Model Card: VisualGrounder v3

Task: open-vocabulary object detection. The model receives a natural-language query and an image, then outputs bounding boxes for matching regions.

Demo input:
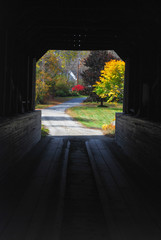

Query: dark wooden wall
[0,31,36,117]
[1,2,161,120]
[124,43,161,122]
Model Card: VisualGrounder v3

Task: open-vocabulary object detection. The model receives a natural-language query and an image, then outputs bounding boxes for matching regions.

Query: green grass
[41,124,49,137]
[36,104,51,109]
[66,102,123,129]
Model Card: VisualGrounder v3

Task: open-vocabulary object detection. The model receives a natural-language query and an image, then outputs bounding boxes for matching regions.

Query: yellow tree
[93,59,125,104]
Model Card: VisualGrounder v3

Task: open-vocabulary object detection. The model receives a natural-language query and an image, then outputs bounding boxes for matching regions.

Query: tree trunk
[101,98,103,106]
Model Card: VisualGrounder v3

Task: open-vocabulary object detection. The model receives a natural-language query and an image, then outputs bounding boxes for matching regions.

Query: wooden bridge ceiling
[1,1,161,59]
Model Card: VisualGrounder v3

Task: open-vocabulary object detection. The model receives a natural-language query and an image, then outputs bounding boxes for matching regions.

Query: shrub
[41,124,49,137]
[69,91,79,96]
[102,121,115,136]
[54,77,70,97]
[72,84,85,92]
[55,89,68,97]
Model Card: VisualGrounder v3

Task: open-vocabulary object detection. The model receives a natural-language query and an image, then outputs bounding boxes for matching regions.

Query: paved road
[41,98,103,136]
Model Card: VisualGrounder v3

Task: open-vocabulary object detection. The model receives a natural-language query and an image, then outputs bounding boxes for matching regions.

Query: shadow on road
[41,116,91,122]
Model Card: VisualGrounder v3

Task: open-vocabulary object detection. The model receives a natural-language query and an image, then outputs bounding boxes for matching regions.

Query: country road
[41,97,103,136]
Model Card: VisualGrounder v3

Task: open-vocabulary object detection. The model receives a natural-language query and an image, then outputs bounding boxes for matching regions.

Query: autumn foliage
[93,59,125,103]
[36,50,88,104]
[72,84,85,92]
[35,79,50,104]
[81,50,110,101]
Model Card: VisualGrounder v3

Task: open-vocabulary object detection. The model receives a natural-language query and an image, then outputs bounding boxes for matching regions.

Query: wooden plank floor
[60,139,107,240]
[1,136,161,240]
[0,137,68,240]
[86,138,161,240]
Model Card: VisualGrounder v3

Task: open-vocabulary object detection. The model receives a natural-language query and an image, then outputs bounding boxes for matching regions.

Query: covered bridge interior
[1,1,161,174]
[1,2,161,238]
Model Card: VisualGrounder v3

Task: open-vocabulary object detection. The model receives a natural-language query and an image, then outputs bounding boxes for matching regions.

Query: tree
[54,50,89,80]
[36,50,62,95]
[35,79,49,104]
[35,50,90,103]
[81,50,117,101]
[93,59,125,104]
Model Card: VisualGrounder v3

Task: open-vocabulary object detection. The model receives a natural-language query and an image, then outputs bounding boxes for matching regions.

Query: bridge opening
[35,49,124,137]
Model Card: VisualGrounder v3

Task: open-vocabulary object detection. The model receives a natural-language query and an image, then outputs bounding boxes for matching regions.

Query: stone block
[0,111,41,175]
[115,113,161,176]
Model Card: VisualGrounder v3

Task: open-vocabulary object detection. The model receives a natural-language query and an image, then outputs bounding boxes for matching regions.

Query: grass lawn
[66,102,123,129]
[35,96,87,109]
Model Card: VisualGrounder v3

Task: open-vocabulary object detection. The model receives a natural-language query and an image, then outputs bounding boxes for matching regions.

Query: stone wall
[0,111,41,175]
[115,113,161,176]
